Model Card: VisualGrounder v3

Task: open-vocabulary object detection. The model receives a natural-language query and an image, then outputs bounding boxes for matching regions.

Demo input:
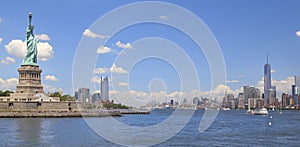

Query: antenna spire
[266,50,269,63]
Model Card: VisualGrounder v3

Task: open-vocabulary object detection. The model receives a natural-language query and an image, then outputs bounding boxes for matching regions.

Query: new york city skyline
[0,1,299,101]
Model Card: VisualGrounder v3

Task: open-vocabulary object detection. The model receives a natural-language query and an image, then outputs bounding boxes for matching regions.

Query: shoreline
[0,109,151,118]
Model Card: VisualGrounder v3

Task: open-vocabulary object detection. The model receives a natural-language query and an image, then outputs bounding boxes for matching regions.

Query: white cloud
[107,76,295,107]
[271,69,276,73]
[35,34,50,41]
[225,80,240,83]
[94,67,109,74]
[91,76,102,83]
[0,38,2,43]
[96,46,111,54]
[159,15,170,21]
[0,77,18,91]
[256,76,294,97]
[82,29,109,39]
[91,76,112,84]
[94,63,128,74]
[37,42,54,61]
[116,41,132,49]
[1,56,15,64]
[107,83,245,107]
[45,75,58,81]
[110,63,128,74]
[5,39,26,58]
[5,39,54,61]
[296,31,300,38]
[44,84,57,93]
[0,17,2,23]
[118,82,128,87]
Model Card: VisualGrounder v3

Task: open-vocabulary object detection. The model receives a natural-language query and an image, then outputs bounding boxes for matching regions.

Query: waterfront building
[282,93,289,108]
[248,86,260,98]
[268,89,275,106]
[75,91,79,101]
[92,93,101,103]
[237,93,245,109]
[78,88,90,103]
[295,76,300,90]
[292,85,296,103]
[294,76,300,106]
[247,98,264,109]
[222,94,235,109]
[256,98,264,109]
[228,94,235,109]
[248,98,256,109]
[289,96,294,106]
[101,77,109,101]
[243,86,250,103]
[243,86,261,108]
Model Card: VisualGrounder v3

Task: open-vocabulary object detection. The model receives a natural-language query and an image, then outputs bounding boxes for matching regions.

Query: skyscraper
[78,88,90,103]
[101,77,109,101]
[295,76,300,88]
[264,54,272,102]
[92,93,101,103]
[294,76,300,106]
[243,86,250,102]
[237,93,245,109]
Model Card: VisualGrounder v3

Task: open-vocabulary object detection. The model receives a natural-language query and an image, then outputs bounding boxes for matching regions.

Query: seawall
[0,110,121,118]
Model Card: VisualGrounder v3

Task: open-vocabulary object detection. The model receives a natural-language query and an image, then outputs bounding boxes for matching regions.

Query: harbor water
[0,109,299,146]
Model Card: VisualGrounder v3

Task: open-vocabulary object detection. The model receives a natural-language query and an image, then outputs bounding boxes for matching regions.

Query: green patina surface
[22,13,38,66]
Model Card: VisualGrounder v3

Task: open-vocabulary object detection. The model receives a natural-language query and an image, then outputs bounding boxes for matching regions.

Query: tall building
[101,77,109,101]
[292,85,296,102]
[294,76,300,106]
[222,94,235,109]
[243,86,261,109]
[92,93,101,103]
[295,76,300,89]
[75,91,79,101]
[282,93,289,108]
[268,89,275,106]
[237,93,245,109]
[244,86,260,100]
[264,54,272,101]
[243,86,250,102]
[78,88,90,103]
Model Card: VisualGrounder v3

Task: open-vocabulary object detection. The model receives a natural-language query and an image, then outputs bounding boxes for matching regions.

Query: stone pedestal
[10,65,44,101]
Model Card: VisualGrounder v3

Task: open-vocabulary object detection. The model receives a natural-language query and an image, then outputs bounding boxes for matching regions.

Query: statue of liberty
[22,12,38,66]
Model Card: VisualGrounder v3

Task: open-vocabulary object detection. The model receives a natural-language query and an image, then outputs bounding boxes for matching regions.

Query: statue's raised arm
[28,12,32,26]
[22,12,38,66]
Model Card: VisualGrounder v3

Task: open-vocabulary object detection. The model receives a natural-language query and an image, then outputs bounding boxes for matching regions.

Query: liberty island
[0,13,125,117]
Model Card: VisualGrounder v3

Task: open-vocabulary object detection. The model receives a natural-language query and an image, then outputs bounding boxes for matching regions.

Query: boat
[222,108,231,111]
[165,104,170,109]
[246,109,254,114]
[246,107,254,114]
[253,108,268,115]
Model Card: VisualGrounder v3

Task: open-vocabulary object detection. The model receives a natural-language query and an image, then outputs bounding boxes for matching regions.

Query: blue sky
[0,0,300,101]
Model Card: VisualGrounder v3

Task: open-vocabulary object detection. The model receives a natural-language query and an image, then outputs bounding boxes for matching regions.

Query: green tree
[60,94,75,101]
[0,90,13,96]
[103,103,131,109]
[50,92,61,97]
